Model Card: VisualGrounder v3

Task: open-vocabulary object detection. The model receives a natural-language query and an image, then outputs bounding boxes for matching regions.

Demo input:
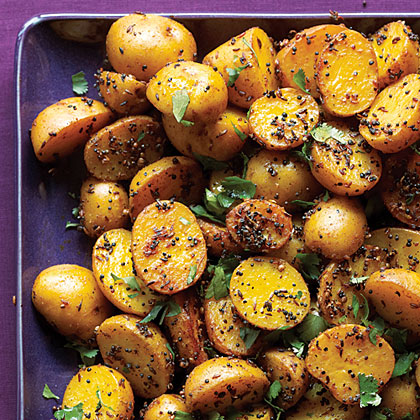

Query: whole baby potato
[106,13,197,81]
[79,177,130,237]
[143,394,188,420]
[32,264,113,344]
[303,196,367,260]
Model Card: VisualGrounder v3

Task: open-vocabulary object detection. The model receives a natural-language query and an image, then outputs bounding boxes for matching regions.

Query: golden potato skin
[143,394,188,420]
[62,365,134,420]
[92,229,160,317]
[32,264,113,344]
[84,115,166,181]
[129,156,205,220]
[366,268,420,335]
[371,21,420,89]
[106,13,197,81]
[97,314,174,398]
[248,88,319,150]
[31,97,114,163]
[236,405,274,420]
[303,196,367,260]
[316,29,379,117]
[184,357,269,413]
[276,24,345,98]
[162,107,248,161]
[96,70,150,115]
[245,149,323,212]
[306,324,395,405]
[310,122,382,196]
[258,349,309,410]
[146,61,228,123]
[203,27,278,108]
[359,73,420,153]
[79,177,130,238]
[230,257,310,331]
[380,375,420,420]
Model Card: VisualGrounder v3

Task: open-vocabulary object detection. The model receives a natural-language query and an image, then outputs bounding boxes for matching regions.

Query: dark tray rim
[14,11,420,420]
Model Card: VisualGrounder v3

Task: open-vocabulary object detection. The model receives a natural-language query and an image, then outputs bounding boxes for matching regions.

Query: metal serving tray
[15,13,420,420]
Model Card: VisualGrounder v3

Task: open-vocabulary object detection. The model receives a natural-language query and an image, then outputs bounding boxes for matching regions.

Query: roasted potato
[234,405,274,419]
[31,97,114,163]
[84,115,166,181]
[97,314,174,398]
[62,365,134,420]
[230,257,310,330]
[143,394,188,420]
[203,27,278,108]
[79,177,130,237]
[129,156,205,220]
[248,88,319,150]
[316,29,379,117]
[303,196,368,260]
[106,13,197,81]
[184,357,269,413]
[132,200,207,294]
[32,264,113,344]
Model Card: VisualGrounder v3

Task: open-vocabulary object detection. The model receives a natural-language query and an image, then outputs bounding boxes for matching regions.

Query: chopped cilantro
[291,199,316,209]
[96,389,114,412]
[349,275,369,285]
[295,253,321,282]
[179,217,191,225]
[71,71,88,95]
[172,89,194,126]
[111,273,141,291]
[297,313,330,343]
[193,153,229,171]
[190,204,225,225]
[137,131,145,142]
[187,265,197,285]
[293,68,310,94]
[311,123,347,144]
[239,326,261,349]
[64,342,98,367]
[358,374,381,408]
[242,38,259,67]
[226,55,249,86]
[231,122,247,141]
[174,411,194,420]
[65,221,80,230]
[392,352,417,378]
[54,403,84,420]
[140,300,181,325]
[42,384,59,401]
[166,343,175,360]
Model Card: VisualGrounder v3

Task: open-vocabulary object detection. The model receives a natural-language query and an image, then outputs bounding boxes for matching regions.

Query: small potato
[248,88,319,150]
[204,295,263,357]
[286,383,366,420]
[366,268,420,335]
[146,61,228,123]
[143,394,188,420]
[96,70,150,115]
[92,229,160,318]
[316,29,379,117]
[184,357,269,413]
[197,218,242,257]
[310,121,382,196]
[380,375,420,420]
[106,13,197,81]
[236,405,274,419]
[371,21,420,89]
[32,264,113,344]
[359,73,420,153]
[97,314,174,398]
[31,97,114,163]
[226,199,293,251]
[276,24,345,98]
[79,177,130,238]
[258,349,309,410]
[245,149,323,212]
[203,27,278,108]
[132,201,207,295]
[62,365,134,420]
[306,324,395,405]
[230,257,310,331]
[163,290,208,368]
[303,196,368,260]
[129,156,205,220]
[84,115,166,181]
[162,107,248,161]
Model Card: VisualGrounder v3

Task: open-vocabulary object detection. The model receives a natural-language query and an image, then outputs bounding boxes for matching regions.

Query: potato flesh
[230,257,310,330]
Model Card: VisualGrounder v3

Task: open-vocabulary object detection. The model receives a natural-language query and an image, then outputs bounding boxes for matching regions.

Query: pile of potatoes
[30,13,420,420]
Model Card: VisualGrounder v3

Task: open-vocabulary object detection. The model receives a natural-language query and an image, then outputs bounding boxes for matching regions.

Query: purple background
[2,1,419,419]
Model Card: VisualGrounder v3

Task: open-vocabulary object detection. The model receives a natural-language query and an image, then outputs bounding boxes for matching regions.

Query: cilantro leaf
[190,204,225,225]
[410,141,420,156]
[292,140,313,167]
[187,265,197,285]
[323,190,330,202]
[283,329,306,357]
[358,374,381,408]
[240,326,261,349]
[71,207,79,218]
[205,189,226,216]
[242,38,259,67]
[179,217,191,225]
[225,407,243,420]
[65,221,80,230]
[137,131,145,142]
[293,68,310,94]
[208,411,224,420]
[370,408,393,420]
[64,342,98,367]
[71,71,88,95]
[96,389,114,412]
[352,294,360,319]
[401,414,414,420]
[296,313,330,343]
[140,300,181,325]
[240,152,249,178]
[226,56,249,87]
[166,343,175,360]
[174,411,194,420]
[54,403,84,420]
[43,384,60,401]
[392,352,417,378]
[265,380,282,401]
[221,176,256,200]
[172,89,193,125]
[111,273,141,291]
[311,123,347,144]
[385,327,408,353]
[291,200,316,209]
[206,266,229,300]
[231,122,247,141]
[193,153,229,171]
[295,253,321,282]
[349,275,369,285]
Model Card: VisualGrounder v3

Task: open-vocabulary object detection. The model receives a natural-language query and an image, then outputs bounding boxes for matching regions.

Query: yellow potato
[62,365,134,420]
[146,61,228,123]
[143,394,188,420]
[32,264,113,344]
[31,97,114,163]
[230,257,310,331]
[97,314,174,398]
[106,13,197,81]
[235,405,274,420]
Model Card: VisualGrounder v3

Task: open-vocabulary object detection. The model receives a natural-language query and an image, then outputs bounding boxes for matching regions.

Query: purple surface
[2,2,419,420]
